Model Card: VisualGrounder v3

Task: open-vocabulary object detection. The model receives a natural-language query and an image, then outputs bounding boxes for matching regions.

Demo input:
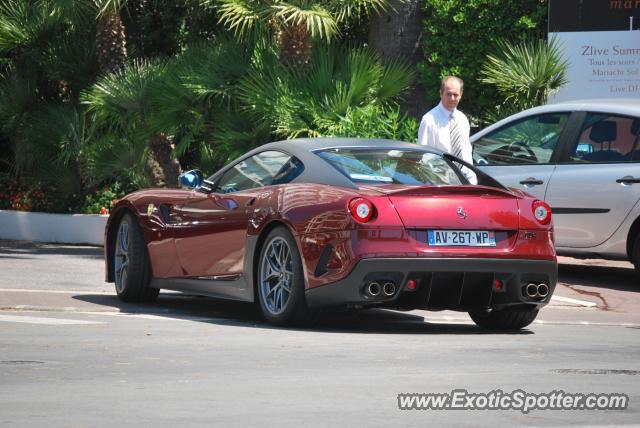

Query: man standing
[418,76,476,184]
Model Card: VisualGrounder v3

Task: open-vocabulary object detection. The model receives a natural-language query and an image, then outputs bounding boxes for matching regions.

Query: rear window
[315,148,463,185]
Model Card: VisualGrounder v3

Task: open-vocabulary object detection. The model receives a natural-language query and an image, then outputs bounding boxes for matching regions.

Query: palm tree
[236,44,414,138]
[83,39,262,185]
[0,0,97,202]
[83,59,184,187]
[480,38,568,121]
[212,0,390,67]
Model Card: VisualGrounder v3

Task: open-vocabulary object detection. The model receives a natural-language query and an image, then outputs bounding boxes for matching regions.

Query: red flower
[100,207,108,215]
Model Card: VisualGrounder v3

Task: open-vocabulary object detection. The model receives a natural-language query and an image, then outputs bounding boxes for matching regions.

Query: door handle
[246,198,256,207]
[616,176,640,184]
[519,177,544,186]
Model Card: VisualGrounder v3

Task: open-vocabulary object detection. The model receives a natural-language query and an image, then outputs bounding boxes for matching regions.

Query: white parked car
[472,99,640,278]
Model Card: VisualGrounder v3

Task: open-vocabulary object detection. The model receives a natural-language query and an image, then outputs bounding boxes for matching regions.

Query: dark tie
[449,114,463,158]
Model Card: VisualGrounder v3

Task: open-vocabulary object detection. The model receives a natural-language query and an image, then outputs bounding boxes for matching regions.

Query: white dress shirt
[417,102,477,184]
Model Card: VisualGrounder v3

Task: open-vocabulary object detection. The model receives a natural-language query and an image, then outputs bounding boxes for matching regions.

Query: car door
[172,150,301,277]
[472,112,572,200]
[545,112,640,248]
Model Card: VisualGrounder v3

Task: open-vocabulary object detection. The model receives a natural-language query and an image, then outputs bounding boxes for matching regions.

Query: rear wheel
[113,213,159,303]
[468,307,539,330]
[257,226,316,326]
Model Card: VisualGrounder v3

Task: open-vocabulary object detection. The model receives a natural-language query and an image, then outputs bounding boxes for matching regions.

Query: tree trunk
[275,22,312,69]
[144,134,182,188]
[368,0,427,119]
[96,11,128,74]
[123,0,150,58]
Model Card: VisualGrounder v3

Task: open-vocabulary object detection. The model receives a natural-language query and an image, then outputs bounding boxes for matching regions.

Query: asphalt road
[0,240,639,427]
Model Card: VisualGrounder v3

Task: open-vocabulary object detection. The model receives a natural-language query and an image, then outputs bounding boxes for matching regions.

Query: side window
[563,114,640,163]
[216,151,303,193]
[473,113,569,165]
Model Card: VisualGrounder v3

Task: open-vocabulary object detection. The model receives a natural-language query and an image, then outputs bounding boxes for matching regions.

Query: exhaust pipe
[525,283,539,298]
[537,283,549,298]
[382,282,396,296]
[367,282,381,297]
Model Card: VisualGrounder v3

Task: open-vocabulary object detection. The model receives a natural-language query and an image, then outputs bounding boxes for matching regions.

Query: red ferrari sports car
[104,138,557,329]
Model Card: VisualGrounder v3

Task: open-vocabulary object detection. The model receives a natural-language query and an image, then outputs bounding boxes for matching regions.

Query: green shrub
[318,105,418,142]
[420,0,547,123]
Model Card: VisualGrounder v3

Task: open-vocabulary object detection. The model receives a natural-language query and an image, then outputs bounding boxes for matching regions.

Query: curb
[0,210,107,246]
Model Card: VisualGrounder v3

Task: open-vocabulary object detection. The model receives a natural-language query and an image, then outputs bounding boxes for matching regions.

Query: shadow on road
[0,240,102,260]
[558,262,637,292]
[72,293,533,335]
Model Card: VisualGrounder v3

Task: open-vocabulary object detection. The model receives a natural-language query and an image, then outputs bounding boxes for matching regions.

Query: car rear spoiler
[378,185,518,198]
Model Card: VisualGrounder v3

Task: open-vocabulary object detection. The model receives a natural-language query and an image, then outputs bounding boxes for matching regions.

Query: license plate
[427,230,496,247]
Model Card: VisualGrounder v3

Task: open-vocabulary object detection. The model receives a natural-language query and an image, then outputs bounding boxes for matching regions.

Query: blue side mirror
[178,169,204,189]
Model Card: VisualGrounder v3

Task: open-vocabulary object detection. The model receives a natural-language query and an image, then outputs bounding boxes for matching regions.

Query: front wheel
[113,213,159,303]
[468,308,539,330]
[632,232,640,282]
[256,226,316,326]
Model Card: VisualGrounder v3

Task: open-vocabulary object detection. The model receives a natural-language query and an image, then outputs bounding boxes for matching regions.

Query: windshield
[315,148,464,185]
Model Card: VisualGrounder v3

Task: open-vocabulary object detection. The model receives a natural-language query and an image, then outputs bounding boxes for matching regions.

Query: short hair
[440,76,464,93]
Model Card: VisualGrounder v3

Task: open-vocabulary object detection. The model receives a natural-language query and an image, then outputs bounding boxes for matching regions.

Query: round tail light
[348,198,374,223]
[532,200,552,225]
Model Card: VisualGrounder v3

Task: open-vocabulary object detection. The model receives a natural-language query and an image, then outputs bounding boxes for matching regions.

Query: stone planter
[0,210,107,246]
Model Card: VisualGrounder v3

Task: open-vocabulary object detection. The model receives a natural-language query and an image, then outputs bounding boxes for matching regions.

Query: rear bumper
[305,258,557,311]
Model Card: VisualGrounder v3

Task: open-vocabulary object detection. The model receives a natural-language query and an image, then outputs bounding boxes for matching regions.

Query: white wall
[0,210,107,246]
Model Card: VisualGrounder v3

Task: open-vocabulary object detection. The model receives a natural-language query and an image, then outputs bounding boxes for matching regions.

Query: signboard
[548,0,640,102]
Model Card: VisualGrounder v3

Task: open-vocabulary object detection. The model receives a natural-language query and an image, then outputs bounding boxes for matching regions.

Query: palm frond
[216,0,267,39]
[0,68,38,131]
[82,59,167,134]
[343,47,382,104]
[301,45,336,98]
[85,133,148,186]
[178,40,251,104]
[0,1,62,54]
[376,55,414,103]
[9,101,85,194]
[329,0,391,23]
[318,80,351,117]
[480,37,568,108]
[0,1,33,52]
[27,103,89,166]
[94,0,127,18]
[236,44,413,138]
[44,0,97,24]
[209,110,272,159]
[272,2,338,40]
[40,28,98,99]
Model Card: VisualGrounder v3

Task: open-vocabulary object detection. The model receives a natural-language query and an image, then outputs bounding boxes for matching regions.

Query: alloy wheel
[259,237,293,315]
[114,221,129,293]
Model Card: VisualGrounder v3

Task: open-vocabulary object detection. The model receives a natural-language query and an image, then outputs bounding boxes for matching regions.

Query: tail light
[532,200,552,225]
[348,198,375,223]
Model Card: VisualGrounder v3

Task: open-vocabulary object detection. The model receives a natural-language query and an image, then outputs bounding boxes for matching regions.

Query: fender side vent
[159,205,170,223]
[314,244,334,277]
